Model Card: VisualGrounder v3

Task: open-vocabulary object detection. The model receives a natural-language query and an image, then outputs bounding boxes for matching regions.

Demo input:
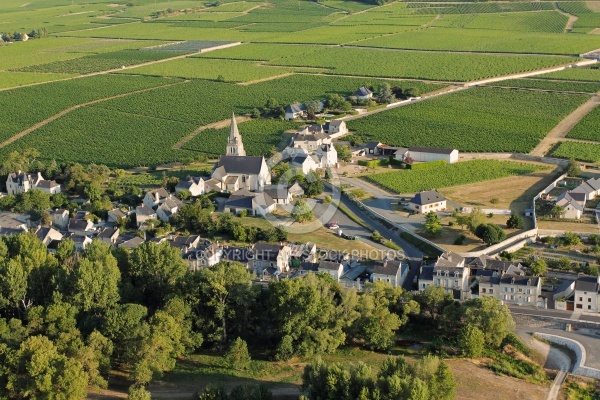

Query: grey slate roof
[373,260,402,276]
[217,155,265,175]
[575,276,600,292]
[410,190,446,206]
[354,86,372,96]
[222,246,251,263]
[319,260,342,271]
[419,265,434,281]
[500,274,540,287]
[136,204,156,216]
[286,103,306,114]
[263,185,289,200]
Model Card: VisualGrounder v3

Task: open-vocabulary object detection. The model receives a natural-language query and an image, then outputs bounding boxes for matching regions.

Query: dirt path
[554,2,579,33]
[172,115,251,150]
[529,336,572,400]
[0,80,189,150]
[237,72,295,86]
[529,94,600,156]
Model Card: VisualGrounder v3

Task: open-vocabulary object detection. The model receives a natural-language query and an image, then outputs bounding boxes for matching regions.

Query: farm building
[554,192,584,219]
[398,146,459,164]
[408,190,446,214]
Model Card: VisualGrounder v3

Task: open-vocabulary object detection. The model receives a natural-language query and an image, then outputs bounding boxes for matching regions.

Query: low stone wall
[535,332,600,379]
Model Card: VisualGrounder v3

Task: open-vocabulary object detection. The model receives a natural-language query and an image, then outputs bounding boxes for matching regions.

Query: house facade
[285,103,306,120]
[371,260,408,288]
[419,252,470,299]
[176,176,205,197]
[574,276,600,312]
[324,120,347,137]
[6,171,61,195]
[250,243,292,274]
[400,147,459,164]
[318,260,345,281]
[224,189,276,216]
[143,188,169,209]
[408,190,446,214]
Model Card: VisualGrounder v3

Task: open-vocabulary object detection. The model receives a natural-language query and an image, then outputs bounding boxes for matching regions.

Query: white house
[285,103,306,120]
[408,190,446,214]
[6,171,61,195]
[108,208,127,223]
[35,227,63,246]
[50,209,69,229]
[185,241,223,272]
[351,86,373,101]
[371,260,408,288]
[288,181,305,198]
[401,147,459,164]
[555,192,584,220]
[223,189,276,216]
[250,242,292,274]
[156,196,183,222]
[135,204,157,228]
[97,227,120,246]
[419,252,470,300]
[175,176,205,197]
[324,120,347,137]
[499,274,542,306]
[291,132,331,153]
[318,259,345,281]
[67,218,94,236]
[291,153,320,175]
[263,185,292,205]
[574,275,599,312]
[315,143,337,169]
[143,188,169,209]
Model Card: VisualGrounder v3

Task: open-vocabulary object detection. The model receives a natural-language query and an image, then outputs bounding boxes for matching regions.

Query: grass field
[551,142,600,162]
[566,107,600,141]
[365,160,550,194]
[347,87,588,153]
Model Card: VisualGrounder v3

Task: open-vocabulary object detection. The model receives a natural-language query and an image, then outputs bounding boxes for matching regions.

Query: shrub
[225,337,251,371]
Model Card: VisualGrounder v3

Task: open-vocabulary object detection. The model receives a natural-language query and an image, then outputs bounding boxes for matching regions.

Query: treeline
[0,231,519,398]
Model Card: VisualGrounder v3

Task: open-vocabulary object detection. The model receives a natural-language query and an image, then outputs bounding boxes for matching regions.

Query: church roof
[217,156,265,175]
[229,112,241,142]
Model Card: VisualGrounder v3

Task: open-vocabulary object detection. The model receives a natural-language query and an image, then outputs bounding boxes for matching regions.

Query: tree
[563,232,582,246]
[305,100,323,119]
[377,82,394,104]
[429,361,456,400]
[225,337,251,370]
[467,208,486,234]
[414,285,452,322]
[185,262,255,345]
[304,171,323,197]
[566,158,581,177]
[459,324,485,358]
[404,87,420,98]
[474,224,506,245]
[529,259,547,276]
[506,214,524,229]
[549,205,565,219]
[292,199,314,223]
[325,93,352,111]
[556,256,572,271]
[0,148,40,174]
[15,189,51,220]
[335,145,352,162]
[126,242,189,308]
[0,335,88,399]
[424,212,443,237]
[127,385,152,400]
[463,297,514,347]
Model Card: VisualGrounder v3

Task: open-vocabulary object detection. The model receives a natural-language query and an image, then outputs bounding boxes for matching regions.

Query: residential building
[372,259,408,288]
[50,209,69,229]
[340,264,367,289]
[68,234,92,250]
[0,212,29,233]
[363,141,383,155]
[318,259,345,281]
[291,153,320,174]
[35,227,63,246]
[250,242,291,274]
[175,176,205,197]
[324,120,347,137]
[156,195,183,222]
[221,246,251,268]
[6,171,61,195]
[135,204,157,228]
[285,103,306,120]
[263,185,292,205]
[291,132,331,153]
[224,189,276,216]
[288,181,305,198]
[185,240,222,271]
[108,208,127,223]
[117,236,145,249]
[143,187,170,209]
[574,275,600,312]
[419,252,469,299]
[555,192,584,219]
[351,86,373,101]
[408,190,446,214]
[167,235,201,255]
[499,274,542,306]
[67,218,94,236]
[97,227,120,245]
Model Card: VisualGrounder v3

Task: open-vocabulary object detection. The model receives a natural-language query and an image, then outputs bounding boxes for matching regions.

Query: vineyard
[347,87,588,153]
[19,49,187,74]
[0,74,180,144]
[264,47,575,82]
[433,11,568,33]
[91,75,442,127]
[407,2,554,14]
[117,58,296,82]
[556,2,600,33]
[551,142,600,163]
[181,119,302,157]
[565,107,600,142]
[488,79,600,93]
[0,107,198,168]
[366,160,549,194]
[536,68,600,82]
[352,27,600,55]
[0,72,76,89]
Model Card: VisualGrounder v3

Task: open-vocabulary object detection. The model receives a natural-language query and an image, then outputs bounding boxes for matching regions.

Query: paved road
[509,305,600,324]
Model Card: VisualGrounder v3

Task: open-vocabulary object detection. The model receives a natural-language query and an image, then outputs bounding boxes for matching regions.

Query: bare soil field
[447,359,549,400]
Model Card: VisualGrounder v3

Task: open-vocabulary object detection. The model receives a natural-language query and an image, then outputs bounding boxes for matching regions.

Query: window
[436,279,440,285]
[482,288,486,293]
[510,295,514,300]
[502,295,506,300]
[510,288,515,293]
[526,297,531,303]
[489,289,494,294]
[526,289,531,295]
[576,304,582,309]
[589,298,592,302]
[579,297,583,301]
[589,305,592,310]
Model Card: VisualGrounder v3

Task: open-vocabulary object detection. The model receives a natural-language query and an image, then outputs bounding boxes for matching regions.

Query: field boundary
[172,115,252,150]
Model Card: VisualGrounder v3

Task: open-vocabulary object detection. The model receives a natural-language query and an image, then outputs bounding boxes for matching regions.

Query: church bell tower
[226,113,246,156]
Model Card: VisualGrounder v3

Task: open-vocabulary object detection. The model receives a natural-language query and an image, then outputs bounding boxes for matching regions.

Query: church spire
[226,112,246,156]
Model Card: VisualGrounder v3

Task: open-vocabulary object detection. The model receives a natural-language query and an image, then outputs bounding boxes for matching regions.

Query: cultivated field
[365,160,550,194]
[566,107,600,141]
[551,141,600,162]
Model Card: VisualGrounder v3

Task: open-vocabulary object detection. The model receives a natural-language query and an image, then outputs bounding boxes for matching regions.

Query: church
[210,113,271,192]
